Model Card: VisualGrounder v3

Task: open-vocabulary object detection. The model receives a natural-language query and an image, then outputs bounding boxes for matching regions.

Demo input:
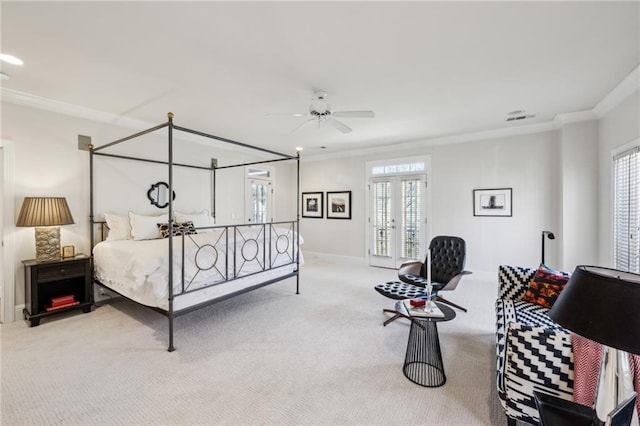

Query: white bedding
[93,226,303,311]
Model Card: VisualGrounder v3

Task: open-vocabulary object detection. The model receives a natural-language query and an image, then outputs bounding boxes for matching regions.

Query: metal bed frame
[89,112,300,351]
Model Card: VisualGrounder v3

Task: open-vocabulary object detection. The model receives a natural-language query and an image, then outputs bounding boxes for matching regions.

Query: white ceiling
[1,1,639,156]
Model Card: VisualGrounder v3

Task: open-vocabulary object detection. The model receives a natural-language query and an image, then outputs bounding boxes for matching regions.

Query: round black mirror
[147,182,176,209]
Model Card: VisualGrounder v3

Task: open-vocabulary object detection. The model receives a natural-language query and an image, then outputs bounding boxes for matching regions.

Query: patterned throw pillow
[157,221,198,239]
[522,264,571,309]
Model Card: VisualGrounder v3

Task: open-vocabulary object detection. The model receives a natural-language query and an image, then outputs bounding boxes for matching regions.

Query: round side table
[397,300,456,387]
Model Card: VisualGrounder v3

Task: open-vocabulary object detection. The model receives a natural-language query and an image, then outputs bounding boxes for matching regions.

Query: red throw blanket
[572,334,640,417]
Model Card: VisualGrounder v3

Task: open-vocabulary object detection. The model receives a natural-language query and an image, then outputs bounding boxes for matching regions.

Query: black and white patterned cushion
[157,221,197,238]
[498,265,535,300]
[374,280,425,300]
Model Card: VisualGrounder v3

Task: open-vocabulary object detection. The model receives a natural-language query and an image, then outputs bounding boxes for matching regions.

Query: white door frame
[1,139,16,323]
[365,156,432,268]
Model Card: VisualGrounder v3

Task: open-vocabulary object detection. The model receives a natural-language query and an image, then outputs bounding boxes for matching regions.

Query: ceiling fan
[271,91,375,133]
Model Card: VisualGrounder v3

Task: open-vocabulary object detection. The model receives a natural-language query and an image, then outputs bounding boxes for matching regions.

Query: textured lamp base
[35,227,61,262]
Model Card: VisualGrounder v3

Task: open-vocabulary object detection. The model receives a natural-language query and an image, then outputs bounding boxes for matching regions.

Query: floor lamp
[549,266,640,424]
[541,230,555,264]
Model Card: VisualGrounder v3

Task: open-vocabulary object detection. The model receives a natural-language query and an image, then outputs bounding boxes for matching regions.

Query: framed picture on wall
[302,192,323,218]
[473,188,512,217]
[326,191,351,219]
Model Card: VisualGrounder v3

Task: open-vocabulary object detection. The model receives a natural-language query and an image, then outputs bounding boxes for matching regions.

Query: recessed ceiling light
[0,72,9,80]
[0,54,24,66]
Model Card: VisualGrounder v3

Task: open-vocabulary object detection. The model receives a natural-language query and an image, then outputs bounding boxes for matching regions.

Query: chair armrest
[497,321,574,425]
[438,270,471,291]
[498,265,536,301]
[398,261,423,277]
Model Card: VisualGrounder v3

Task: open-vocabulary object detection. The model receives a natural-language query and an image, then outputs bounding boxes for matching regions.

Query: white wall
[301,130,562,275]
[598,90,640,266]
[1,103,297,307]
[431,131,561,274]
[300,156,367,258]
[560,120,599,271]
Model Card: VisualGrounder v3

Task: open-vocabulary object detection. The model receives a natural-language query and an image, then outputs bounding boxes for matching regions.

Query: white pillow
[129,212,169,241]
[174,210,215,231]
[104,213,132,241]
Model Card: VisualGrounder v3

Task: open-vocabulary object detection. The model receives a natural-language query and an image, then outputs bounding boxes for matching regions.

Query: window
[613,146,640,273]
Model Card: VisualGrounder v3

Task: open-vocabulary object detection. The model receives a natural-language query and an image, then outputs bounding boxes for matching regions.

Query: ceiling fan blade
[332,110,375,118]
[291,118,315,133]
[327,118,352,133]
[266,112,308,117]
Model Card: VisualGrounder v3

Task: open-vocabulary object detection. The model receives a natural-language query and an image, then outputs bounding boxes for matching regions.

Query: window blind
[614,146,640,273]
[401,179,420,259]
[373,181,391,257]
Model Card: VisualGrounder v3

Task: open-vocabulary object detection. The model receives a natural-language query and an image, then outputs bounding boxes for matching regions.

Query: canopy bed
[89,113,301,351]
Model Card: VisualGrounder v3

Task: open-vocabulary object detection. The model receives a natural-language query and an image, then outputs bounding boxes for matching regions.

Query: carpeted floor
[1,254,508,425]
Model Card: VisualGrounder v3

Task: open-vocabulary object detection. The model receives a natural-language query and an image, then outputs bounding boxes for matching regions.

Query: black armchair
[398,235,471,312]
[374,235,471,326]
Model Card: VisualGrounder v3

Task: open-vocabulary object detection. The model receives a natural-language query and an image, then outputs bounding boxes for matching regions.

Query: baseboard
[302,251,366,266]
[13,304,24,322]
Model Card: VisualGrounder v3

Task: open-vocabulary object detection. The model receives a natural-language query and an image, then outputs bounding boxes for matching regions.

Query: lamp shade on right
[549,265,640,355]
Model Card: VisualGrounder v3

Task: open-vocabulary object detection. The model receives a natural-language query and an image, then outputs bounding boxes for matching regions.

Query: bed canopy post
[89,142,95,253]
[296,151,300,295]
[167,112,176,352]
[212,158,217,222]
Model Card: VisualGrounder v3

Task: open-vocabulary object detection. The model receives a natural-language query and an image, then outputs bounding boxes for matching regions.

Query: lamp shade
[549,265,640,355]
[16,197,74,227]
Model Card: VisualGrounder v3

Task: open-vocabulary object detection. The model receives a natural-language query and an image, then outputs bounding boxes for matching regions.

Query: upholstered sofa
[495,265,574,425]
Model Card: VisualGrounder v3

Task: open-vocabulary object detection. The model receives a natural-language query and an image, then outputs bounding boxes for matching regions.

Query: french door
[247,179,272,223]
[246,166,273,224]
[369,174,426,268]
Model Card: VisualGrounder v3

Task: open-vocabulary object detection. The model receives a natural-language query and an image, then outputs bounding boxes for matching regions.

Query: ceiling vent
[505,110,535,122]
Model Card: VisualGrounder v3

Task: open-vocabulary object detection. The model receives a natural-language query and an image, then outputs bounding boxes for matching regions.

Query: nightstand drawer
[38,262,85,281]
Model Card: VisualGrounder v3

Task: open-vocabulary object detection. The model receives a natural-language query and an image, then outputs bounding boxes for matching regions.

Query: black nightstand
[23,255,93,326]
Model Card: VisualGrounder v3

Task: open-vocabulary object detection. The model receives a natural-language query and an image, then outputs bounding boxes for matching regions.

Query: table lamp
[549,265,640,423]
[16,197,74,262]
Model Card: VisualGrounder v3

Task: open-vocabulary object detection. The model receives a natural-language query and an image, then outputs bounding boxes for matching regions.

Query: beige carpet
[1,254,508,425]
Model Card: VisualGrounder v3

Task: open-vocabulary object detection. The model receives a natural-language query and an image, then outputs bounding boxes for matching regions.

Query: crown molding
[302,120,559,162]
[1,88,154,132]
[553,110,598,127]
[594,65,640,118]
[0,88,246,153]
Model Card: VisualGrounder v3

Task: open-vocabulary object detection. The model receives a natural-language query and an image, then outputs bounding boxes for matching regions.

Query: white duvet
[93,226,303,311]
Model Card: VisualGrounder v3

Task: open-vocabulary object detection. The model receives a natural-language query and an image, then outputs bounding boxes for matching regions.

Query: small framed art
[61,245,76,258]
[302,192,323,218]
[473,188,512,217]
[326,191,351,220]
